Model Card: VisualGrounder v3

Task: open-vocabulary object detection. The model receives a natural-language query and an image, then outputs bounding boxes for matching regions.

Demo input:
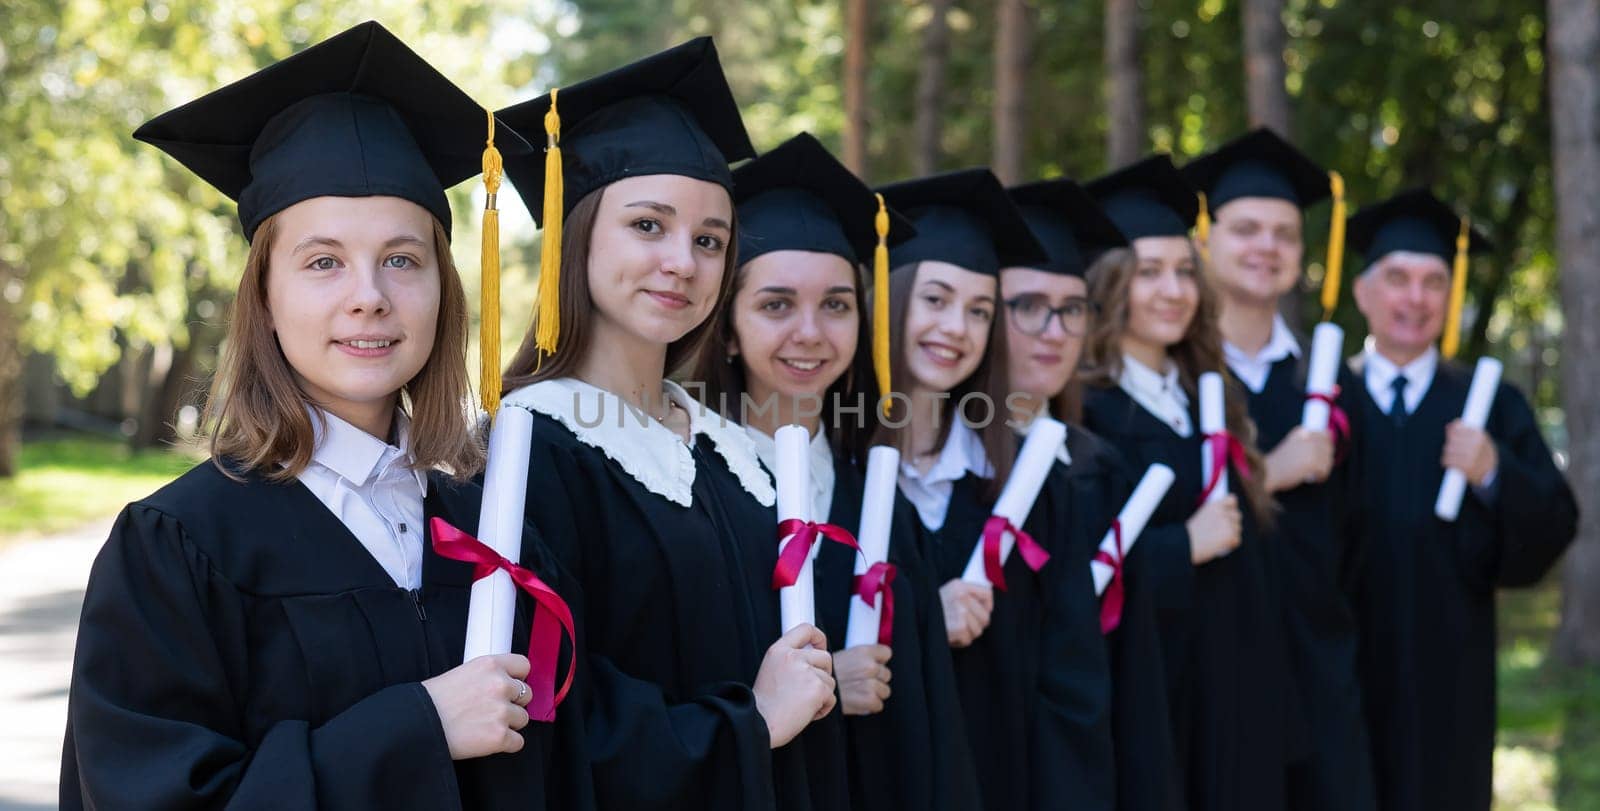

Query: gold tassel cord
[534,88,564,360]
[1321,171,1346,323]
[1195,192,1211,263]
[1441,216,1471,359]
[480,109,503,416]
[873,193,891,416]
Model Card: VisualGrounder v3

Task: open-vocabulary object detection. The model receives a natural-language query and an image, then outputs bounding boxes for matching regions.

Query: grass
[0,434,199,541]
[1494,583,1600,809]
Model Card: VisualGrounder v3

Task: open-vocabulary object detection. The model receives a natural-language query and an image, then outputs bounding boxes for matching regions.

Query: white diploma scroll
[775,424,817,632]
[1434,356,1503,522]
[844,446,901,649]
[961,416,1068,585]
[1198,371,1228,503]
[1092,464,1177,595]
[463,406,535,662]
[1302,322,1345,432]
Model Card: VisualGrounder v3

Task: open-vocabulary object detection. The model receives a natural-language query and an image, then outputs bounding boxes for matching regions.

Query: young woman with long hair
[62,23,589,810]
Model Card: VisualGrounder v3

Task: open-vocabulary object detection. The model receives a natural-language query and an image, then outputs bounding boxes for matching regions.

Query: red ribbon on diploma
[773,519,861,589]
[1093,519,1126,634]
[981,515,1052,592]
[1197,430,1252,505]
[429,518,576,723]
[1306,385,1353,465]
[852,561,898,647]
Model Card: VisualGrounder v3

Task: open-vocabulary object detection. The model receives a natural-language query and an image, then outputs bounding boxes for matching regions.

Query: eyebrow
[917,280,955,293]
[291,234,427,254]
[625,200,731,232]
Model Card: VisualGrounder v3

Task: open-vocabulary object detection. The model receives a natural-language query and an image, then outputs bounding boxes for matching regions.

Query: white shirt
[899,418,994,531]
[1223,314,1302,394]
[1361,338,1438,415]
[1118,354,1193,437]
[746,424,836,522]
[296,410,427,590]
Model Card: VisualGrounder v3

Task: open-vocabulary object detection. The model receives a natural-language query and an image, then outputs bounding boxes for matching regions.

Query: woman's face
[730,250,859,407]
[1124,235,1200,353]
[586,173,733,349]
[1000,267,1089,402]
[266,195,440,432]
[902,261,997,395]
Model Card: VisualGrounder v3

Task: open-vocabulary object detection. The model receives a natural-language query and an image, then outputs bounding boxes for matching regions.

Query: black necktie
[1389,375,1410,427]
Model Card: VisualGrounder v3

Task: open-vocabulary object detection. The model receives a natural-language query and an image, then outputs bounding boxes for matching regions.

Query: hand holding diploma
[1435,357,1503,521]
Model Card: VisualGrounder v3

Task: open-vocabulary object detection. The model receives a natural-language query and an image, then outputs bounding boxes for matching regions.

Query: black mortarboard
[1007,178,1129,277]
[876,168,1047,276]
[497,37,755,223]
[733,132,915,266]
[1181,127,1331,211]
[134,21,526,241]
[1085,155,1199,241]
[1348,188,1492,263]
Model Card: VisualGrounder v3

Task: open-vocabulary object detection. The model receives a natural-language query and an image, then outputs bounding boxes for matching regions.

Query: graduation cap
[134,20,529,415]
[1085,155,1200,242]
[1182,127,1349,320]
[496,37,755,362]
[1007,178,1129,277]
[734,133,915,410]
[876,168,1047,277]
[1348,188,1492,358]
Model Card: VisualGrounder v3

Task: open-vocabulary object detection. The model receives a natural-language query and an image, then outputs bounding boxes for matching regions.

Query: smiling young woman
[61,23,589,811]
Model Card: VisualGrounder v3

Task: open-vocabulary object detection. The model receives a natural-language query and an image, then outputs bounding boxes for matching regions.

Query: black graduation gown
[517,407,851,811]
[915,462,1114,811]
[813,453,984,811]
[60,462,592,811]
[1237,355,1376,811]
[1343,358,1577,811]
[1081,385,1297,811]
[1047,424,1184,811]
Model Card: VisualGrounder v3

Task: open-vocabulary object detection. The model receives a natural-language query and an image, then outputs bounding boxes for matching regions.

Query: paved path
[0,520,111,811]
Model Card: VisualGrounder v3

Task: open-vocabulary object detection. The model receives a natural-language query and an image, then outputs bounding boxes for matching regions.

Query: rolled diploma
[1434,356,1502,522]
[1199,371,1228,503]
[1302,322,1345,431]
[1092,464,1176,595]
[845,446,901,648]
[961,416,1068,584]
[776,424,816,632]
[463,406,535,662]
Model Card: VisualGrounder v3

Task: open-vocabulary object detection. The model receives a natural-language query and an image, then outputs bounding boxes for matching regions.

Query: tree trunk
[1550,0,1600,666]
[843,0,872,178]
[0,263,20,478]
[992,0,1032,184]
[914,0,954,176]
[1242,0,1291,134]
[1104,0,1144,168]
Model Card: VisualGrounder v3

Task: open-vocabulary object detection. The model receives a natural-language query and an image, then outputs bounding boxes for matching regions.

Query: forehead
[1214,196,1302,228]
[599,173,733,219]
[916,260,996,297]
[999,266,1086,298]
[741,249,857,289]
[1368,250,1450,279]
[1131,235,1195,262]
[271,195,435,248]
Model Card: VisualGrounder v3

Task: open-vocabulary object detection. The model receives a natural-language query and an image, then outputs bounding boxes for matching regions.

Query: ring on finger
[514,680,529,706]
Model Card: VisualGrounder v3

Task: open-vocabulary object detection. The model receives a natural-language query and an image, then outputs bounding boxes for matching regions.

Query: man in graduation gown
[1343,189,1578,811]
[1184,128,1376,810]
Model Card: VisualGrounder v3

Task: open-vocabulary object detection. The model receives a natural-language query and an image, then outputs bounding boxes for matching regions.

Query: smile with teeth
[780,359,825,372]
[341,339,394,349]
[922,343,962,361]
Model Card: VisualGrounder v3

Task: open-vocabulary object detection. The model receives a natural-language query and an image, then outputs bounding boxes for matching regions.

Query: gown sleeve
[62,505,459,811]
[519,427,776,810]
[1471,384,1579,588]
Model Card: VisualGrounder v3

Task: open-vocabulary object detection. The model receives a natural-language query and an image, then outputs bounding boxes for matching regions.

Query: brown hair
[1079,241,1275,524]
[685,256,876,465]
[1042,248,1135,424]
[205,213,484,481]
[876,262,1016,500]
[503,184,741,390]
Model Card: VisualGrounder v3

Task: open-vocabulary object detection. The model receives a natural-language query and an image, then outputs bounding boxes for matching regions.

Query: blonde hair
[205,213,484,481]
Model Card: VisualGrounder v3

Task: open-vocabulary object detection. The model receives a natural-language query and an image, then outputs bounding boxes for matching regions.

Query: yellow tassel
[480,109,503,416]
[1441,216,1471,359]
[873,193,891,416]
[1195,192,1211,262]
[1321,171,1346,322]
[534,88,564,360]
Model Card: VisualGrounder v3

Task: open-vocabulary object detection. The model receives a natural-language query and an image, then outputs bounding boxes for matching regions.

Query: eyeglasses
[1004,295,1097,337]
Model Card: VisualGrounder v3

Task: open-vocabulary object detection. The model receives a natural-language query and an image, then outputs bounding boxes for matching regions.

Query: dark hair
[1079,240,1275,525]
[876,261,1015,501]
[503,184,742,390]
[686,254,877,465]
[206,213,483,481]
